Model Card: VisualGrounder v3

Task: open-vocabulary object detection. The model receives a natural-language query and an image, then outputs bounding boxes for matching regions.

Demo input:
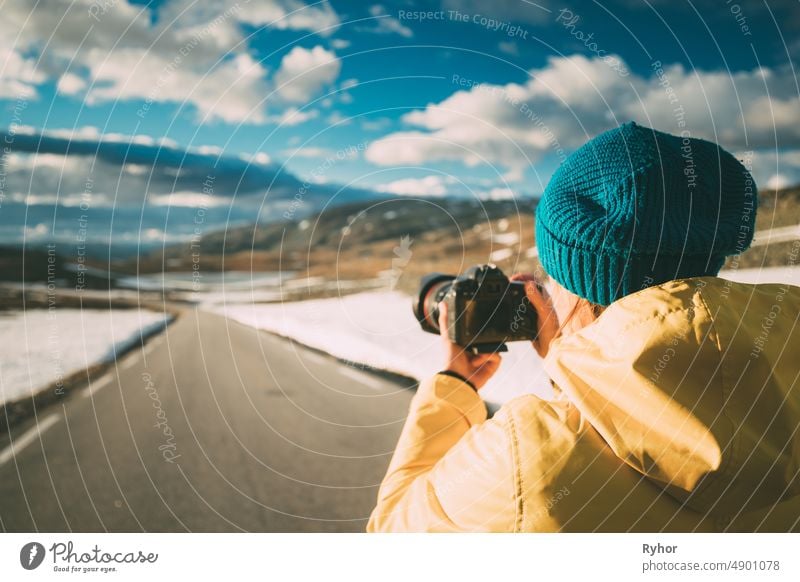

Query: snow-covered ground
[216,291,554,404]
[113,270,389,305]
[214,266,800,405]
[0,308,171,405]
[117,270,292,304]
[719,266,800,286]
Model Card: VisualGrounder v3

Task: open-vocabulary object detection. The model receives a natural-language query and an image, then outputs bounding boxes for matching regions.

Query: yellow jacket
[368,277,800,532]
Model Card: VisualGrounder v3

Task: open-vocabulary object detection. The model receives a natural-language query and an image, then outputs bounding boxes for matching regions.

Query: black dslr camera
[413,264,538,353]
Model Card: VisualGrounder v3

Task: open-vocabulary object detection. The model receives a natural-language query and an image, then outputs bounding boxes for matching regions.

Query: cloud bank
[366,55,800,188]
[1,0,342,123]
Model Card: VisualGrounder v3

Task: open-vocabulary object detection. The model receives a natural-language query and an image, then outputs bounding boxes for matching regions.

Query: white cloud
[124,163,151,175]
[87,49,271,124]
[366,54,800,182]
[248,152,272,165]
[362,6,413,37]
[266,107,321,127]
[0,127,287,208]
[36,126,102,141]
[623,64,800,150]
[375,175,452,196]
[274,46,341,104]
[442,0,553,24]
[0,37,45,98]
[5,152,87,174]
[193,145,224,156]
[361,118,392,131]
[148,191,230,207]
[235,0,340,35]
[0,0,342,123]
[330,38,351,49]
[24,223,50,238]
[56,72,87,95]
[766,174,791,190]
[366,130,491,167]
[498,41,519,56]
[282,147,335,159]
[12,126,178,149]
[326,111,351,125]
[480,187,516,200]
[738,149,800,191]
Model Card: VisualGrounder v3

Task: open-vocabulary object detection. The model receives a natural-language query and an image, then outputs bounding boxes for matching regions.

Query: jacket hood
[544,277,800,527]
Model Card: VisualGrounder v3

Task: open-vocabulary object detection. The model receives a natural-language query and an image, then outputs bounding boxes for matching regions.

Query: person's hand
[437,302,501,390]
[510,273,560,358]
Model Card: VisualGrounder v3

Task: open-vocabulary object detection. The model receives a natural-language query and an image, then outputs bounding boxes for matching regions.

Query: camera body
[413,264,538,353]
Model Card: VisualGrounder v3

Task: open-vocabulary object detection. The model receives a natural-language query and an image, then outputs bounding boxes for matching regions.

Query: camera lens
[412,274,455,334]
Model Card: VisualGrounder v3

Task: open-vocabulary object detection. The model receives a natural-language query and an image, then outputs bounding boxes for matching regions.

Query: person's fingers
[511,273,549,310]
[522,280,547,307]
[513,273,549,296]
[524,281,559,326]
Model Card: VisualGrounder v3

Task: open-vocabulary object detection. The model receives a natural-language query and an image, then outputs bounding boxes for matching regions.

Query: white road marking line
[337,366,386,392]
[0,414,61,467]
[82,372,116,399]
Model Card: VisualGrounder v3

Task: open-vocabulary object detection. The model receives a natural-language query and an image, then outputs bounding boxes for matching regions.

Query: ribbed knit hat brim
[536,218,727,305]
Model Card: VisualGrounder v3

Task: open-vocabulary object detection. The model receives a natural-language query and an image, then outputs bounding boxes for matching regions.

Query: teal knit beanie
[535,121,757,306]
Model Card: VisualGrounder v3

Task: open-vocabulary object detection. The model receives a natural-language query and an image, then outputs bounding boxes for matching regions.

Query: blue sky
[1,0,798,248]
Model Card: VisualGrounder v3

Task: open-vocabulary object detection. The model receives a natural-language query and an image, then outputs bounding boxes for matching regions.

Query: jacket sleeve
[367,373,517,532]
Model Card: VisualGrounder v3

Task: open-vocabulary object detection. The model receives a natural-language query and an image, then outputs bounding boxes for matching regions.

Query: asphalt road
[0,309,415,532]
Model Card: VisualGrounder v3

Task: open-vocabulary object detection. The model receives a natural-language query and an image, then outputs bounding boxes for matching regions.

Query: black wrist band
[437,370,477,392]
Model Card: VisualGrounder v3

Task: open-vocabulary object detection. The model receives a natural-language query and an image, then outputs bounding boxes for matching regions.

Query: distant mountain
[730,184,800,269]
[0,245,114,289]
[4,185,797,301]
[0,128,379,258]
[130,196,539,294]
[130,184,800,297]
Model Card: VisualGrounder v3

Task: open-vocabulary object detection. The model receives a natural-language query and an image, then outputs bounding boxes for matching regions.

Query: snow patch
[720,266,800,286]
[491,232,520,245]
[489,248,515,262]
[0,308,171,405]
[214,291,553,404]
[213,267,800,405]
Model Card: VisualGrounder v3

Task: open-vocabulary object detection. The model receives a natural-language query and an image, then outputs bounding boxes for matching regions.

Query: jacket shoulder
[545,275,800,521]
[493,395,581,530]
[596,277,708,332]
